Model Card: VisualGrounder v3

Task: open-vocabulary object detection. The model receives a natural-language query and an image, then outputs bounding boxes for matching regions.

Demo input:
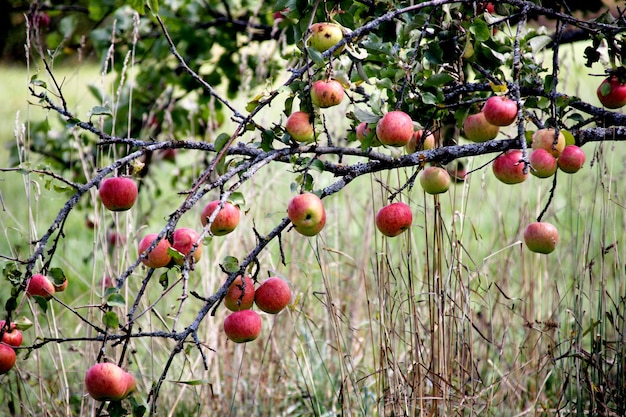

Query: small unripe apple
[224,275,255,311]
[285,111,314,143]
[254,277,292,314]
[138,233,172,268]
[98,177,138,212]
[420,166,451,194]
[84,363,135,401]
[307,22,344,54]
[26,274,56,299]
[171,228,203,264]
[524,222,559,254]
[405,129,435,153]
[482,96,518,126]
[310,80,345,108]
[376,111,414,147]
[463,112,499,142]
[356,122,381,147]
[529,148,557,178]
[375,202,412,237]
[201,200,241,236]
[223,310,262,343]
[287,193,326,236]
[557,145,586,173]
[0,321,23,347]
[492,149,529,184]
[531,128,566,157]
[0,344,16,375]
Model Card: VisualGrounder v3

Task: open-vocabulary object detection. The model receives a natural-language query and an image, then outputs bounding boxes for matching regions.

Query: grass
[0,38,625,417]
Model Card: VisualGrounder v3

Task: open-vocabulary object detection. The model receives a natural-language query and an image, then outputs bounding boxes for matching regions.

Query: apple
[597,76,626,109]
[26,274,56,299]
[307,22,344,54]
[492,149,529,184]
[376,111,414,147]
[254,277,292,314]
[524,222,559,254]
[529,148,557,178]
[420,166,451,194]
[171,228,203,264]
[446,160,468,182]
[138,233,172,268]
[0,321,22,347]
[98,177,138,212]
[285,111,315,143]
[224,275,255,311]
[223,310,262,343]
[482,96,518,126]
[462,112,499,142]
[356,122,381,147]
[287,193,326,236]
[405,129,435,153]
[558,145,586,173]
[107,230,127,247]
[84,362,136,401]
[531,128,565,157]
[310,80,345,108]
[0,344,16,375]
[201,200,241,236]
[375,202,412,237]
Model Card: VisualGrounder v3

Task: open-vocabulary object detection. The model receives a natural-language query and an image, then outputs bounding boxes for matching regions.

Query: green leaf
[103,311,119,329]
[169,379,211,386]
[310,159,325,173]
[147,0,159,13]
[214,133,231,152]
[167,247,184,261]
[221,256,239,273]
[4,297,17,313]
[562,130,576,146]
[307,48,325,66]
[48,267,66,288]
[423,73,454,88]
[106,293,126,308]
[29,78,47,89]
[529,35,553,55]
[353,106,380,123]
[33,295,49,313]
[128,0,146,14]
[66,118,81,128]
[470,19,491,42]
[88,105,113,118]
[261,129,276,151]
[228,191,246,208]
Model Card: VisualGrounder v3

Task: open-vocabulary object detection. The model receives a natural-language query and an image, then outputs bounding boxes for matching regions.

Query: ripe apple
[254,277,292,314]
[375,201,412,237]
[201,200,241,235]
[531,128,566,157]
[285,111,314,143]
[307,22,344,54]
[107,230,127,247]
[26,274,56,299]
[223,310,262,343]
[138,233,172,268]
[224,275,255,311]
[462,112,499,142]
[0,321,23,347]
[171,228,203,264]
[420,166,451,194]
[492,149,529,184]
[0,344,16,375]
[558,145,586,173]
[597,76,626,109]
[482,96,518,126]
[376,111,414,147]
[310,79,345,108]
[523,222,559,254]
[405,129,435,153]
[529,148,557,178]
[98,177,138,212]
[84,362,136,401]
[287,193,326,236]
[356,122,381,147]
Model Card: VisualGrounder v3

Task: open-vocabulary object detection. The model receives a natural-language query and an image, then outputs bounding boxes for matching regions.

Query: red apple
[420,166,451,194]
[0,321,22,347]
[138,233,172,268]
[310,80,345,108]
[558,145,586,173]
[492,149,529,184]
[376,111,414,147]
[287,193,326,236]
[405,129,435,153]
[171,228,203,264]
[356,122,381,147]
[84,362,135,401]
[307,22,344,54]
[529,148,557,178]
[285,111,315,143]
[524,222,559,254]
[26,274,56,299]
[482,96,518,126]
[0,344,16,375]
[200,200,241,236]
[98,177,138,212]
[254,277,292,314]
[597,76,626,109]
[107,230,127,247]
[375,202,412,237]
[223,310,262,343]
[224,275,255,311]
[531,128,565,157]
[462,112,499,142]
